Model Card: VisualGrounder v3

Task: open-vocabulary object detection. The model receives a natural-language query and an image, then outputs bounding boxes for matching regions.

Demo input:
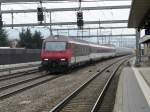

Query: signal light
[77,12,83,19]
[77,19,84,27]
[37,7,44,22]
[77,11,84,29]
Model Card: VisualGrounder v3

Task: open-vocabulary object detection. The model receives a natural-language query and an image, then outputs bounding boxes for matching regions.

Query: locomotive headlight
[60,58,66,61]
[44,58,48,61]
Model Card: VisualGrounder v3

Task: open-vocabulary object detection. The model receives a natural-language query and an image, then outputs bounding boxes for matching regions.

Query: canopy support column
[135,28,141,65]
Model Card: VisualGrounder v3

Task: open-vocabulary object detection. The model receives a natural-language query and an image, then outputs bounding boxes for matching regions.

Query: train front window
[45,42,67,51]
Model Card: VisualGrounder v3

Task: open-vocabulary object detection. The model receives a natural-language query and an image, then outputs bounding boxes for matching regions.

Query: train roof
[44,35,115,49]
[44,35,71,42]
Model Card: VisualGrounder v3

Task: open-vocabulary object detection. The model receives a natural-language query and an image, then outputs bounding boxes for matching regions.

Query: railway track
[0,73,63,100]
[90,59,124,112]
[0,68,39,81]
[49,57,128,112]
[0,57,117,101]
[0,73,49,91]
[91,67,121,112]
[0,63,40,72]
[0,56,129,103]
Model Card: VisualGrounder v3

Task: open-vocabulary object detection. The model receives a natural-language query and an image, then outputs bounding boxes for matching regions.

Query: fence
[0,48,41,65]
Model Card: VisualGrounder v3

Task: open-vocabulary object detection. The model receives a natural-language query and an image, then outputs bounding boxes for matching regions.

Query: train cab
[41,36,72,72]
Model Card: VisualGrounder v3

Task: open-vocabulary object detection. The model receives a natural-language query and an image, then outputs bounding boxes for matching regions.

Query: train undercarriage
[40,59,69,73]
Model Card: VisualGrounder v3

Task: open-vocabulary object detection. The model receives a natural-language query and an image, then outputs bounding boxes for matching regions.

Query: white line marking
[132,67,150,107]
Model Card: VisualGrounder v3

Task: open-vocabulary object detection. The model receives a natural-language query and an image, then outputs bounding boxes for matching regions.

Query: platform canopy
[140,35,150,43]
[128,0,150,28]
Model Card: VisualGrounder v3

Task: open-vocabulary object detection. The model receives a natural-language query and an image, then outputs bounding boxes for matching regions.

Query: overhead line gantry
[1,5,130,14]
[0,0,131,3]
[3,20,128,27]
[0,0,135,48]
[70,34,136,38]
[51,27,130,31]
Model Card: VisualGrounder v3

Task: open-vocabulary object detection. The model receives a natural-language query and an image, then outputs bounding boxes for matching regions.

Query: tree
[32,30,43,49]
[18,28,33,48]
[18,28,43,49]
[0,28,10,47]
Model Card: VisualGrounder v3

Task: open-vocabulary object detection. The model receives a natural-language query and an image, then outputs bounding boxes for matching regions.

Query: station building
[140,35,150,59]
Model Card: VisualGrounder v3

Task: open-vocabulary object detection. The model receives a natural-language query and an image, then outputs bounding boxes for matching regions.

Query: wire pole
[11,11,14,29]
[97,29,99,44]
[81,28,83,40]
[49,11,53,36]
[79,0,82,11]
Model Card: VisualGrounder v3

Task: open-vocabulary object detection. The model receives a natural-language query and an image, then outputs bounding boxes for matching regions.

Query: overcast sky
[1,0,137,43]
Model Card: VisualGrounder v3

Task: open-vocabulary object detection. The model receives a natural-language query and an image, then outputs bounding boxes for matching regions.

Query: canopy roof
[128,0,150,28]
[140,35,150,43]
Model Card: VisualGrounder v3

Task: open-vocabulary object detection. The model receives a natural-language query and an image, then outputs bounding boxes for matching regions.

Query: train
[40,35,132,72]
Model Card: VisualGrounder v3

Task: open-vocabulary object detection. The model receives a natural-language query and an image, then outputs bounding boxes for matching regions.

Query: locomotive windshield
[44,41,67,51]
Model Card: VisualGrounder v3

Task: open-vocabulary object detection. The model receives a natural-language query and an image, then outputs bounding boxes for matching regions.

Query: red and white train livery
[40,35,131,72]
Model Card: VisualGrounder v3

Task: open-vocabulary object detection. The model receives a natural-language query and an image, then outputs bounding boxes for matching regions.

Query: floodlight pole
[40,0,42,7]
[79,0,82,11]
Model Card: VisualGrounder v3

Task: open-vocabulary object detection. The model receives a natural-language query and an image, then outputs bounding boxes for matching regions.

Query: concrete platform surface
[113,67,150,112]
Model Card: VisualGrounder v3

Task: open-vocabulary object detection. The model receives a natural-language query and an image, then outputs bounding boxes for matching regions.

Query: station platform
[113,58,150,112]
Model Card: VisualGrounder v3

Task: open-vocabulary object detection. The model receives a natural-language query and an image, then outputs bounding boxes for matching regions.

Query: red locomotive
[40,35,117,72]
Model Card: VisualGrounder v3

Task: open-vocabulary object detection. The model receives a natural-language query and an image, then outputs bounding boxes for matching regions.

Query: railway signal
[77,11,84,29]
[37,7,44,22]
[77,0,84,29]
[77,19,84,27]
[37,1,44,23]
[77,11,83,20]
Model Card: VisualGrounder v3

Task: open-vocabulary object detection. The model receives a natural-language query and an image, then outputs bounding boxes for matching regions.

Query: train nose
[51,61,56,67]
